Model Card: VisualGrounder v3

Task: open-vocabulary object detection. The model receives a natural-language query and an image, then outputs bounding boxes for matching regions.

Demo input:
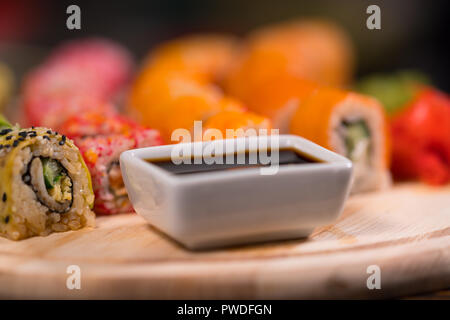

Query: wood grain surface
[0,183,449,299]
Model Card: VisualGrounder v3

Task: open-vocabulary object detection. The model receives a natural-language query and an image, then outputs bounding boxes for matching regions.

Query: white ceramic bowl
[120,135,353,250]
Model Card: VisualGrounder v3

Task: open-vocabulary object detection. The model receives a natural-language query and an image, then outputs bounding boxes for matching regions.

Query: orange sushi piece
[129,70,223,143]
[233,75,319,132]
[204,109,272,140]
[143,35,238,84]
[128,35,273,143]
[225,19,354,108]
[290,87,391,193]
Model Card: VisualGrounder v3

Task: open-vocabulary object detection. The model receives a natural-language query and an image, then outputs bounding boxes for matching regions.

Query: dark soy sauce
[146,148,323,175]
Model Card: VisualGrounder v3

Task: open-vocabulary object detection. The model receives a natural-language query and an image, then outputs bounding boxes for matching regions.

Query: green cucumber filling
[41,158,72,203]
[42,158,63,189]
[24,157,73,213]
[341,120,371,162]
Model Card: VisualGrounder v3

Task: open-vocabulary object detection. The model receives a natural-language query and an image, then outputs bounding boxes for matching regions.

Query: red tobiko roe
[55,111,162,215]
[390,88,450,185]
[57,110,140,139]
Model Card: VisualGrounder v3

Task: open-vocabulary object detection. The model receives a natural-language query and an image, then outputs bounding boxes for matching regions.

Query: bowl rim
[120,134,353,186]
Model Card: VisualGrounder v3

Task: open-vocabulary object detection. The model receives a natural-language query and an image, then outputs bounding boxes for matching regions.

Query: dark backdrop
[0,0,448,90]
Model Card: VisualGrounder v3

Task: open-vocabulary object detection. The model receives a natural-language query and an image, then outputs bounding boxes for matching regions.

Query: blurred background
[0,0,449,92]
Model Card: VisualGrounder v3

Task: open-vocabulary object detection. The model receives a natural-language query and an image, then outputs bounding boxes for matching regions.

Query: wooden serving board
[0,183,449,299]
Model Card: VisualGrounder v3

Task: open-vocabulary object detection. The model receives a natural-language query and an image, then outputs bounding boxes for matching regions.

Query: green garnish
[41,158,64,190]
[355,71,429,116]
[0,114,12,129]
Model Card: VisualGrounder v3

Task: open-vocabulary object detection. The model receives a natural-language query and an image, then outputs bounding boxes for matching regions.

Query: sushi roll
[128,36,271,143]
[224,19,354,104]
[146,34,239,83]
[290,87,391,193]
[225,74,319,133]
[128,66,224,143]
[56,111,162,215]
[45,38,133,99]
[23,38,132,127]
[204,98,272,136]
[0,119,95,240]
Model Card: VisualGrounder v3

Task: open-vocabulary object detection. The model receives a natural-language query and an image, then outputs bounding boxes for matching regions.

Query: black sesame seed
[5,135,12,140]
[18,131,28,138]
[0,128,12,135]
[59,135,67,145]
[12,140,19,147]
[4,216,10,224]
[43,135,50,140]
[2,193,6,202]
[31,126,35,129]
[29,132,37,137]
[46,130,52,134]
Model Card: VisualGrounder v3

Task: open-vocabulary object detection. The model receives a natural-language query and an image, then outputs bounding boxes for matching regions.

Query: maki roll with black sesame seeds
[0,118,95,240]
